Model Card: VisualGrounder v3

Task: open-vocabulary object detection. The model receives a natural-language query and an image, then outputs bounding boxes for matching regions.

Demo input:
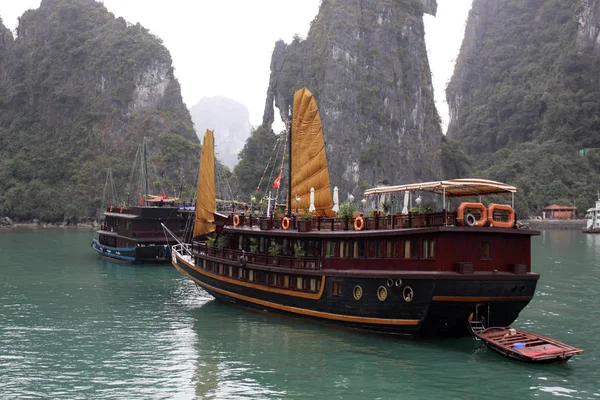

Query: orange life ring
[119,207,123,213]
[109,206,113,212]
[487,204,515,228]
[354,216,365,231]
[281,217,290,230]
[457,202,487,227]
[233,214,240,227]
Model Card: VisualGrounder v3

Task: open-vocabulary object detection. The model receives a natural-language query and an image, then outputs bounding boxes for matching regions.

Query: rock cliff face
[445,0,600,215]
[577,0,600,56]
[446,0,600,154]
[262,0,442,195]
[0,0,199,222]
[190,97,252,169]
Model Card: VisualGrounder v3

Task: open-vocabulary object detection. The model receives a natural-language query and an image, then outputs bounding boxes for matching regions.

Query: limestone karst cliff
[446,0,600,215]
[0,0,199,222]
[260,0,442,196]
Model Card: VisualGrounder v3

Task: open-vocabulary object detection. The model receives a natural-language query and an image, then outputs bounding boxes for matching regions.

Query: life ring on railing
[281,217,290,230]
[119,207,123,213]
[109,206,113,212]
[233,215,240,227]
[487,203,515,228]
[457,202,487,227]
[354,216,365,231]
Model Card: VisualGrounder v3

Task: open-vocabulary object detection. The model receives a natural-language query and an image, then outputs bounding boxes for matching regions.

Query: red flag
[161,190,166,199]
[272,175,281,189]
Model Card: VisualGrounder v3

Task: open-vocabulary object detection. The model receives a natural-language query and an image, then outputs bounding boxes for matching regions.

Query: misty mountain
[0,0,199,222]
[189,97,253,169]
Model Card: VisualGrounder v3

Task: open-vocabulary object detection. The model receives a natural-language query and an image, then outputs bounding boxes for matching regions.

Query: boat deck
[475,327,583,362]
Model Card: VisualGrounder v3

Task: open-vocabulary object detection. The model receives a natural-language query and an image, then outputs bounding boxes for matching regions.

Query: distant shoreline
[0,221,96,230]
[523,219,585,230]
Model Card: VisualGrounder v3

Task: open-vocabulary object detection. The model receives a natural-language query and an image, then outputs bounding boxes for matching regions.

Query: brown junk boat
[169,88,541,338]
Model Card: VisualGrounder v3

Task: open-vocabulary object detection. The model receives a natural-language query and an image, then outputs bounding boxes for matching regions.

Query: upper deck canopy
[364,178,517,198]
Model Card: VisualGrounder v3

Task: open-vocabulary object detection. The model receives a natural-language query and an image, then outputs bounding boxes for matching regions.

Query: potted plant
[338,202,357,230]
[250,238,258,257]
[268,242,282,265]
[293,242,306,257]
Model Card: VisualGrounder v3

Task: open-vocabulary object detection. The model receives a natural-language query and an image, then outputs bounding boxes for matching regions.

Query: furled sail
[291,88,335,217]
[193,129,216,237]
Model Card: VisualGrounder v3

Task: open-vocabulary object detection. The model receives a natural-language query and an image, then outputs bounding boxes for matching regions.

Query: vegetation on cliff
[0,0,199,223]
[446,0,600,216]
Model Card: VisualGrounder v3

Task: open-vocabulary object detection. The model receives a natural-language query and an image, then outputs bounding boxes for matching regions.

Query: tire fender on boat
[457,202,487,227]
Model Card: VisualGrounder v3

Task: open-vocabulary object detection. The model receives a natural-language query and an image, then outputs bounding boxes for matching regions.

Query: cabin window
[368,240,381,259]
[282,239,291,256]
[296,277,303,289]
[403,240,419,259]
[283,275,290,288]
[307,241,319,257]
[126,221,131,229]
[259,237,266,253]
[249,270,254,281]
[325,241,336,258]
[228,266,233,277]
[238,267,244,279]
[385,240,397,258]
[303,278,311,290]
[202,259,207,269]
[339,241,350,258]
[422,239,436,259]
[481,241,492,259]
[353,241,365,258]
[331,280,342,296]
[219,264,224,275]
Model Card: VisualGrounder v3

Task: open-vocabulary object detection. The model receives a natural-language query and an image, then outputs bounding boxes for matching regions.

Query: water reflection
[1,230,599,399]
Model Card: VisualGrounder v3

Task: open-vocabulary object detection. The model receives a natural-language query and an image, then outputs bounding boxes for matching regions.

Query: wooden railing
[228,211,457,233]
[196,243,321,271]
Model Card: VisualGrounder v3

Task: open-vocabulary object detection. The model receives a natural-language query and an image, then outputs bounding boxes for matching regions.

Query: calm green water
[0,229,598,399]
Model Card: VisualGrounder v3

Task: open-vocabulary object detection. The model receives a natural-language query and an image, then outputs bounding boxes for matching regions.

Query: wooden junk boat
[169,88,541,338]
[92,196,191,264]
[473,326,584,362]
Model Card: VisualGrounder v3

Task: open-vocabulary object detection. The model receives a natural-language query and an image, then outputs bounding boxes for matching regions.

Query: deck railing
[194,243,321,271]
[228,211,457,233]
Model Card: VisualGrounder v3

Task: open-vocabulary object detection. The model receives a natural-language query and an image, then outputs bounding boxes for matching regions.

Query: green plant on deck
[338,202,358,223]
[268,242,282,256]
[293,242,306,257]
[207,235,216,247]
[216,235,228,249]
[249,237,258,253]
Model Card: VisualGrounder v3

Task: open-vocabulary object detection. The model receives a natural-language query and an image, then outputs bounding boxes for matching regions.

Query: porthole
[353,285,363,301]
[377,286,388,302]
[403,286,414,303]
[395,279,402,287]
[386,278,394,287]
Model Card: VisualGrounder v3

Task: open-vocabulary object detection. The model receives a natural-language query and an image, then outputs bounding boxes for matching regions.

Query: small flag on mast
[272,175,281,189]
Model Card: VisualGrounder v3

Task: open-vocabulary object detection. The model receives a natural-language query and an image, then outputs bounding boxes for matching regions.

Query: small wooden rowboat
[474,327,584,363]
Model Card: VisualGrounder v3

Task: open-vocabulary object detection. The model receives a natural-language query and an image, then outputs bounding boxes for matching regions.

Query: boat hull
[92,239,170,264]
[172,251,538,338]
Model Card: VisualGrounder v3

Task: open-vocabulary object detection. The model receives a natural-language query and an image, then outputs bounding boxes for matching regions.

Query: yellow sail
[291,88,335,217]
[193,129,216,237]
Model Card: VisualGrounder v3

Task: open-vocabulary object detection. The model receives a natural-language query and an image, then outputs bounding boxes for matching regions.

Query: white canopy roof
[364,178,517,198]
